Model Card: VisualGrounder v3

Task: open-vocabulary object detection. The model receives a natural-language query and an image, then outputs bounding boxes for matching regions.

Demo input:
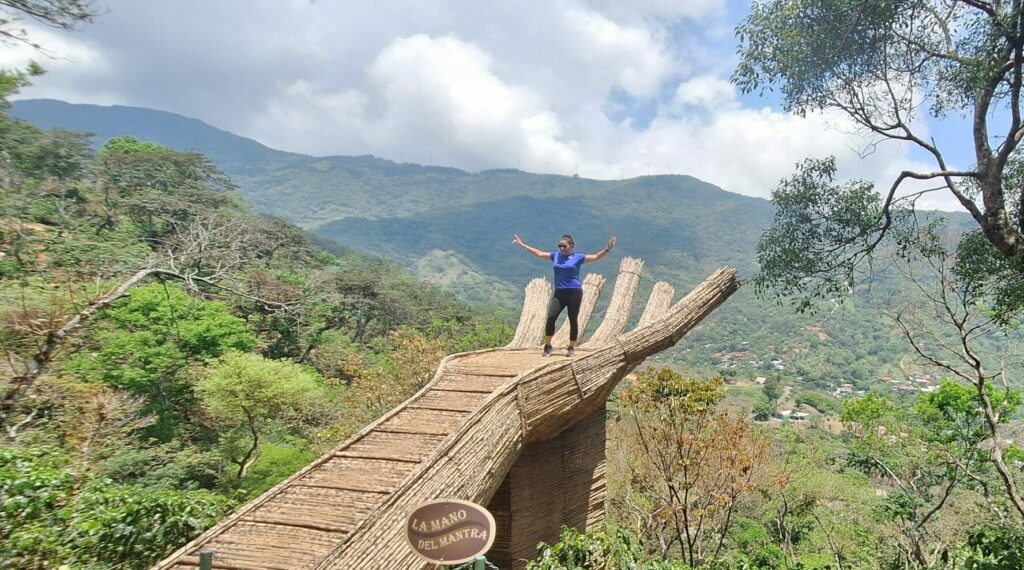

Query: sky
[2,0,977,211]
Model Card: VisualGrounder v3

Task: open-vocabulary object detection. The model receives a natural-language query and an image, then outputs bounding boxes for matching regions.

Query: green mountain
[315,182,769,302]
[9,98,304,175]
[9,98,979,392]
[10,99,770,299]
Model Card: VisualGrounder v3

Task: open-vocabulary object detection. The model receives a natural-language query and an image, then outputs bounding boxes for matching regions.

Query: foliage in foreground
[528,522,1024,570]
[613,369,778,567]
[527,525,688,570]
[0,446,234,569]
[0,68,514,567]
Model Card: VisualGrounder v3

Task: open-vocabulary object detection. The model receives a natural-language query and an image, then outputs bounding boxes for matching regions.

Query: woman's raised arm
[584,236,617,262]
[513,234,551,259]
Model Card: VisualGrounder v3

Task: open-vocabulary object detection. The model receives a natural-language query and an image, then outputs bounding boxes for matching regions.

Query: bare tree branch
[885,231,1024,519]
[0,216,311,428]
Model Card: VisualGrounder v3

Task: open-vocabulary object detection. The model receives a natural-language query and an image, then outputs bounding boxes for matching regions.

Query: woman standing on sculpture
[512,233,617,357]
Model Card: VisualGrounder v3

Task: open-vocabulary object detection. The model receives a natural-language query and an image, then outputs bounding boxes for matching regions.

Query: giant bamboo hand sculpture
[155,260,738,570]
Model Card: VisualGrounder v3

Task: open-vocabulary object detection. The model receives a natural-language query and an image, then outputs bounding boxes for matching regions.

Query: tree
[0,445,232,568]
[612,368,777,566]
[881,231,1024,522]
[8,126,91,184]
[95,137,241,239]
[735,1,1024,552]
[53,379,155,468]
[763,376,784,408]
[736,0,1024,321]
[422,314,515,354]
[752,402,774,421]
[916,382,1021,523]
[954,524,1024,569]
[526,525,686,570]
[839,386,1010,566]
[0,1,95,48]
[346,327,446,418]
[767,430,880,569]
[62,283,257,441]
[1,213,309,432]
[195,352,333,479]
[841,393,942,566]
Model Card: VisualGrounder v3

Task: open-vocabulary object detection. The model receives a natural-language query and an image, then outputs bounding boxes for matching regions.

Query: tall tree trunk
[236,409,261,479]
[977,384,1024,518]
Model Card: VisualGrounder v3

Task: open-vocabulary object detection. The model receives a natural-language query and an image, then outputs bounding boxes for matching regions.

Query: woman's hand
[585,236,617,263]
[515,234,549,259]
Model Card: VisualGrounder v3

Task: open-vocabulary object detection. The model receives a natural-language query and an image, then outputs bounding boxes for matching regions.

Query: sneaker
[542,344,553,357]
[565,347,576,357]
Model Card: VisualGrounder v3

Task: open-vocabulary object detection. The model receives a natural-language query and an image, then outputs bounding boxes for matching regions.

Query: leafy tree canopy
[96,135,242,239]
[63,283,257,440]
[197,352,327,427]
[736,0,1024,321]
[100,135,170,156]
[196,351,334,479]
[66,283,257,389]
[0,446,232,568]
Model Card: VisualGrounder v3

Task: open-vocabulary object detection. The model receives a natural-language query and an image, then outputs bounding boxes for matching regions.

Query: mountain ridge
[10,98,978,389]
[10,98,304,171]
[10,98,766,223]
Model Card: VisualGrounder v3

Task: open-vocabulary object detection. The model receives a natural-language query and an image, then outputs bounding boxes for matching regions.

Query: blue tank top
[550,252,585,290]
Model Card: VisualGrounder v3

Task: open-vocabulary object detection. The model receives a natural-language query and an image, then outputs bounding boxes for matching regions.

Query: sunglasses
[558,244,570,249]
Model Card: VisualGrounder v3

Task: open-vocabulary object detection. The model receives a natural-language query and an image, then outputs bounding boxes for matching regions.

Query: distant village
[821,374,938,398]
[710,342,942,409]
[710,342,789,372]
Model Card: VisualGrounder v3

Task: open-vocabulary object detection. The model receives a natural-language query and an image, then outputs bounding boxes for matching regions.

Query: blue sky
[3,0,977,210]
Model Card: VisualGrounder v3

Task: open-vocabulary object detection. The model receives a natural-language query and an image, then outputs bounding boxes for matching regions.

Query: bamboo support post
[634,282,674,329]
[583,257,644,347]
[508,278,551,348]
[198,550,213,570]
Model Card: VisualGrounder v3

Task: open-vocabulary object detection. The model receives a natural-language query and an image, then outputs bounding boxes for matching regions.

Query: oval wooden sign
[405,498,496,564]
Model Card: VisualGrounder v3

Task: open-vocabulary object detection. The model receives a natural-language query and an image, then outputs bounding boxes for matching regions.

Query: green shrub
[0,446,234,568]
[955,525,1024,570]
[527,525,689,570]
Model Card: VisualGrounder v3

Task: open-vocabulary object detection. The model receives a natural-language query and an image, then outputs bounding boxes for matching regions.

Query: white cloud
[254,34,578,172]
[671,74,739,112]
[563,84,929,205]
[3,23,121,105]
[258,80,370,156]
[580,0,727,23]
[10,0,964,211]
[367,34,576,169]
[0,24,107,74]
[560,6,674,96]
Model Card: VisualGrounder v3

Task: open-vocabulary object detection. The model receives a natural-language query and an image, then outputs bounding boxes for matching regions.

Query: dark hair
[560,234,575,247]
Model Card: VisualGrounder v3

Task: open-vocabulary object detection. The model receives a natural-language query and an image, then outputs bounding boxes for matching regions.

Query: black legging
[545,288,584,341]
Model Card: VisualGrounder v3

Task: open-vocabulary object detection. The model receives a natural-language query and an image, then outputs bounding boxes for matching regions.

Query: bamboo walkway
[153,260,738,570]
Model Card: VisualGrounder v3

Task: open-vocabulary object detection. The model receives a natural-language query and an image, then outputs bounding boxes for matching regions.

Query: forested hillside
[0,84,512,567]
[6,88,1024,570]
[10,98,983,392]
[7,0,1024,566]
[10,98,304,175]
